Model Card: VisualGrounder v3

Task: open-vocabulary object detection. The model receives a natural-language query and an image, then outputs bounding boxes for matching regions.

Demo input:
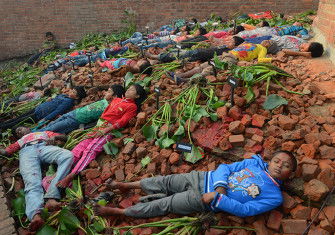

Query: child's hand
[201,192,216,204]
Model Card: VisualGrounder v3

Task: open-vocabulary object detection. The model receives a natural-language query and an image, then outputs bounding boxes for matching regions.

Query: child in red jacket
[57,84,147,188]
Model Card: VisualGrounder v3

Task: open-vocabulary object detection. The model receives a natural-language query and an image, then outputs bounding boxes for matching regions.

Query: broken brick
[216,106,228,119]
[135,147,148,158]
[278,115,297,130]
[114,169,125,181]
[122,142,136,155]
[302,164,320,181]
[245,128,263,138]
[229,121,245,134]
[304,179,329,201]
[229,135,245,147]
[281,219,307,234]
[290,204,311,220]
[240,114,252,126]
[317,168,335,190]
[228,106,242,120]
[251,114,266,127]
[169,152,180,165]
[282,191,297,212]
[160,149,173,159]
[281,141,296,152]
[266,210,283,231]
[297,144,316,158]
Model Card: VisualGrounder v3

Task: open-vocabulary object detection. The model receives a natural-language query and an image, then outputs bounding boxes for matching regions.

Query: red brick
[304,179,330,201]
[290,205,311,220]
[229,121,245,134]
[281,219,307,234]
[251,114,267,128]
[228,135,245,146]
[266,210,283,231]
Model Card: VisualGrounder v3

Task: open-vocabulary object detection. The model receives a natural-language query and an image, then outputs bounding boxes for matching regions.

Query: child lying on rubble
[0,126,73,231]
[94,151,296,218]
[97,57,152,75]
[0,86,86,131]
[37,84,125,134]
[246,35,324,58]
[144,36,245,65]
[169,40,279,84]
[56,84,147,188]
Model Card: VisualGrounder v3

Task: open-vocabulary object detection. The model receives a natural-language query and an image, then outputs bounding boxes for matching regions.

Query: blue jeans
[38,112,80,134]
[121,32,143,46]
[143,40,176,49]
[19,143,73,220]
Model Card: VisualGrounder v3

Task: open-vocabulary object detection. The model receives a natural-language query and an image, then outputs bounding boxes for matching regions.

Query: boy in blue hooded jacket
[94,151,296,218]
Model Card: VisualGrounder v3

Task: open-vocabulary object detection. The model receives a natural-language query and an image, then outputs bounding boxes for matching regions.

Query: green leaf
[173,125,185,136]
[142,125,158,141]
[92,220,105,232]
[141,156,151,168]
[184,145,204,164]
[46,164,56,177]
[111,129,123,138]
[36,225,57,235]
[210,100,225,109]
[262,94,288,110]
[12,190,25,219]
[124,72,135,88]
[192,107,209,122]
[57,208,82,232]
[123,138,134,145]
[245,87,255,103]
[97,199,108,206]
[103,142,119,156]
[209,112,218,121]
[161,137,175,149]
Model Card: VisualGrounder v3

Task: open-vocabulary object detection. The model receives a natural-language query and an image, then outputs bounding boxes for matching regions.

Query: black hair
[185,25,191,34]
[233,36,245,46]
[234,25,245,34]
[132,84,147,112]
[43,88,53,97]
[262,21,270,27]
[45,32,54,37]
[73,86,87,101]
[11,127,19,139]
[308,42,324,58]
[139,60,153,75]
[110,84,125,98]
[191,18,198,24]
[218,16,224,23]
[273,150,297,172]
[198,27,207,35]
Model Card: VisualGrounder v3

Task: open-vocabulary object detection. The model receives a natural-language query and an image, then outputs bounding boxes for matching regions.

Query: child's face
[125,85,139,99]
[104,88,115,101]
[268,152,294,180]
[46,35,54,41]
[299,43,311,52]
[261,40,271,48]
[67,89,78,99]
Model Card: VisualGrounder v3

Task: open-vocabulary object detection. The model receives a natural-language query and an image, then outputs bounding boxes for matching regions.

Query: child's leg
[95,189,207,218]
[176,62,210,79]
[71,135,111,174]
[71,138,94,164]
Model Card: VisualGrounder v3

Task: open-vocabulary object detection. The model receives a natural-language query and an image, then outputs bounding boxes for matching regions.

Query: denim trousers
[38,112,80,134]
[19,143,73,220]
[121,32,143,46]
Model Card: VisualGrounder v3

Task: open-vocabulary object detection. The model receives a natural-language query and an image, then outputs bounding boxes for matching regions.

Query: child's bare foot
[29,214,44,232]
[45,199,62,212]
[56,173,75,188]
[93,204,125,216]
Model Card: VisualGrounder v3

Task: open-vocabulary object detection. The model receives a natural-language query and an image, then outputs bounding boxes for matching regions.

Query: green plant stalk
[274,79,304,95]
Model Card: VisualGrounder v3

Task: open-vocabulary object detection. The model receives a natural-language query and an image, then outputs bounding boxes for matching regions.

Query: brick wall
[0,0,319,61]
[313,0,335,63]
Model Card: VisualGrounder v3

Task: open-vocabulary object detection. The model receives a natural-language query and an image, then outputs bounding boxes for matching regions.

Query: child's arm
[1,142,20,156]
[210,192,283,217]
[257,46,272,63]
[282,49,312,58]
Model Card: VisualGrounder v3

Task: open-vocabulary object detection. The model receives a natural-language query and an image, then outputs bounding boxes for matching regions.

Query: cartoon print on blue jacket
[228,168,263,198]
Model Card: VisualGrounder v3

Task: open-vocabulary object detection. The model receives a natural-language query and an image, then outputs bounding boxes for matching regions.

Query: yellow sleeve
[241,23,257,31]
[257,45,272,63]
